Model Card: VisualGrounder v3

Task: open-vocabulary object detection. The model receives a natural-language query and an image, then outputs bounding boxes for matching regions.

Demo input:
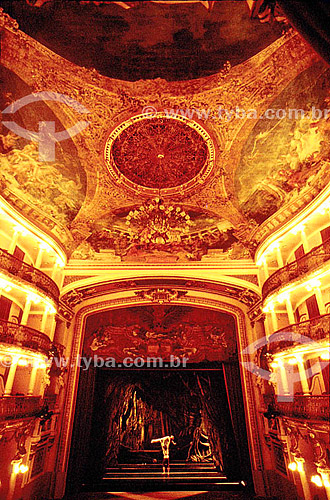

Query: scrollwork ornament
[0,8,19,32]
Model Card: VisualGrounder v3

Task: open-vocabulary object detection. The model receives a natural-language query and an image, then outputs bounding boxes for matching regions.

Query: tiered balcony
[262,237,330,301]
[266,313,330,355]
[0,396,42,420]
[0,248,59,303]
[0,395,57,421]
[275,395,330,421]
[0,319,52,356]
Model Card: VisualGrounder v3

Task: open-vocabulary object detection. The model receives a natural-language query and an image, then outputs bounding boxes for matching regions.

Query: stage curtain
[66,365,97,493]
[276,0,330,65]
[223,362,253,485]
[196,371,240,480]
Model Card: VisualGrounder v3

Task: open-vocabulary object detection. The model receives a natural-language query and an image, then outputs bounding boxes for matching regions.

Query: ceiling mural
[85,198,239,261]
[236,62,330,224]
[0,5,326,263]
[2,1,283,81]
[0,66,87,227]
[84,305,237,363]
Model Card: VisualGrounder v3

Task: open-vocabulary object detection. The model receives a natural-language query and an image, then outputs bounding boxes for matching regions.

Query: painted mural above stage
[236,63,330,224]
[84,199,245,262]
[84,305,237,363]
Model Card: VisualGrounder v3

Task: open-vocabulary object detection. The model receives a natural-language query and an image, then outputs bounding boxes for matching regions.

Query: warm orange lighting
[0,199,66,265]
[288,462,297,471]
[268,241,280,252]
[263,301,275,313]
[311,475,323,487]
[323,478,330,488]
[277,291,290,304]
[255,184,330,265]
[297,462,304,473]
[12,462,28,474]
[0,277,12,292]
[13,225,28,237]
[288,358,298,365]
[17,358,28,367]
[12,463,20,475]
[305,278,321,291]
[0,273,57,313]
[290,223,305,236]
[321,351,330,360]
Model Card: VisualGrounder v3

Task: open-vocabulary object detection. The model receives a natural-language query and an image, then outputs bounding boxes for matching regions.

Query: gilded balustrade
[0,319,52,356]
[0,396,42,420]
[276,395,330,421]
[266,313,330,355]
[0,248,59,303]
[262,238,330,301]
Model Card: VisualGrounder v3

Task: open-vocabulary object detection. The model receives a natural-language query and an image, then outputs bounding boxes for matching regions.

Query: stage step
[83,462,246,492]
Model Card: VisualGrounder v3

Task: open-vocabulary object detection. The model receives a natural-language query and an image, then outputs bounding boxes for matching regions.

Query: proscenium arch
[60,274,261,302]
[54,290,264,498]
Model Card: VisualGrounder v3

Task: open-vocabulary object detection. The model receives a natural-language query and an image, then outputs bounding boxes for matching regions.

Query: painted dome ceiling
[105,114,214,195]
[109,116,209,190]
[1,2,330,263]
[2,0,283,81]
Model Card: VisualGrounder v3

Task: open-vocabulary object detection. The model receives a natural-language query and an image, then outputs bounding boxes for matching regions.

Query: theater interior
[0,1,330,499]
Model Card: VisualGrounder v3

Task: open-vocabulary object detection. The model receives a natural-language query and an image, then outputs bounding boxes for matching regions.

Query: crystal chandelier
[125,197,194,245]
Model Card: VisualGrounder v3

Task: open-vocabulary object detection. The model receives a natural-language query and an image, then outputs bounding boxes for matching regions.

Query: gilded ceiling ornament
[134,288,188,304]
[104,113,215,197]
[125,197,194,245]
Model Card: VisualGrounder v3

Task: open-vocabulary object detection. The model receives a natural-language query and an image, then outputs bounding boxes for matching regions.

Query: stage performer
[151,435,176,475]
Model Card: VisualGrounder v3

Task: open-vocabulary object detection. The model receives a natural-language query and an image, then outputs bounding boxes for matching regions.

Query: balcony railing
[0,248,59,303]
[276,395,330,421]
[267,313,330,355]
[0,319,52,356]
[44,394,57,411]
[262,237,330,301]
[0,396,42,420]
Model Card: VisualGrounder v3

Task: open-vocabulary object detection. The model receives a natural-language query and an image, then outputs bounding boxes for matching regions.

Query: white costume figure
[151,435,176,475]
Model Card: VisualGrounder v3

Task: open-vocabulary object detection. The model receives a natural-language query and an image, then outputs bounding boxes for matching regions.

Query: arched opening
[66,304,253,494]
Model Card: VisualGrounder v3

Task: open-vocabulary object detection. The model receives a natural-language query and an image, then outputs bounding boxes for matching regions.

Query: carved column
[4,356,19,395]
[295,356,310,395]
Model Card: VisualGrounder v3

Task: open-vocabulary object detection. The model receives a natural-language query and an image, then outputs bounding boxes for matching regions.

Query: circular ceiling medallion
[104,113,215,197]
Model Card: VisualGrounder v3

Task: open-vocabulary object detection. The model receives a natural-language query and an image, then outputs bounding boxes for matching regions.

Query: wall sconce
[323,477,330,488]
[12,462,28,475]
[17,358,28,367]
[276,291,290,304]
[288,461,304,472]
[311,475,323,487]
[305,279,321,292]
[290,224,305,236]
